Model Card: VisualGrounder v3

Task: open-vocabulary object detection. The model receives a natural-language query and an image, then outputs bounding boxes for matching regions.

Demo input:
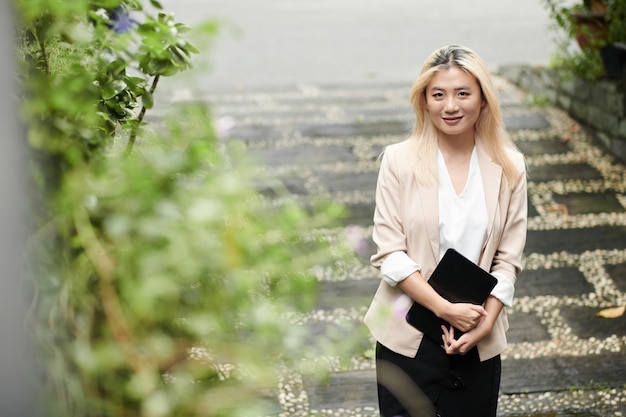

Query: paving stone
[317,170,379,194]
[343,202,376,227]
[501,351,626,394]
[361,143,388,162]
[221,106,412,124]
[344,106,414,119]
[507,311,551,343]
[302,320,372,359]
[515,268,594,298]
[254,175,309,196]
[528,163,603,182]
[304,370,378,411]
[248,144,357,166]
[552,192,625,215]
[505,413,600,417]
[605,262,626,293]
[228,124,284,142]
[504,112,551,130]
[529,207,540,219]
[560,306,626,339]
[525,226,626,254]
[299,120,411,138]
[316,279,380,310]
[310,82,409,92]
[516,137,572,155]
[252,395,282,417]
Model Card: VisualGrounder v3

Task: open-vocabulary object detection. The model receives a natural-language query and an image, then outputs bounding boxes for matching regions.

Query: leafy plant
[541,0,626,80]
[548,38,606,80]
[605,0,626,43]
[32,104,350,416]
[19,0,203,182]
[17,1,354,416]
[540,0,608,79]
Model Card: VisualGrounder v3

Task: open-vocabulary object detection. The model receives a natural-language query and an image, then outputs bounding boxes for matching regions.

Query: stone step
[155,79,626,416]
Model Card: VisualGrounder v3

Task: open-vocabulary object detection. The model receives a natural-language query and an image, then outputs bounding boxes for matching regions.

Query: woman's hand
[441,297,502,355]
[441,324,485,355]
[439,302,487,333]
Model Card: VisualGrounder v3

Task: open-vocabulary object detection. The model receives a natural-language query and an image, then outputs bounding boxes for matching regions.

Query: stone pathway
[169,73,626,416]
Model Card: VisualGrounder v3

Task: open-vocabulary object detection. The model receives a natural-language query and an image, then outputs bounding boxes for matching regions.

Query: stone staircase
[161,74,626,416]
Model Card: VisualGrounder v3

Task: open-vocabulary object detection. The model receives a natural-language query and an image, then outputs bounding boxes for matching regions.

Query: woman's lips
[443,116,463,125]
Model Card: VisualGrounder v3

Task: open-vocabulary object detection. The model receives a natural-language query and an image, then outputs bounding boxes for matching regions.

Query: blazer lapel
[476,139,502,251]
[414,154,440,265]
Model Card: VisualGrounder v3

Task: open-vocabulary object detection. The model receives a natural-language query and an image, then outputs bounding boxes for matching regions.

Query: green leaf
[124,0,144,10]
[110,79,128,96]
[150,0,164,9]
[169,49,189,67]
[174,23,191,33]
[195,20,220,35]
[142,91,154,109]
[107,59,127,77]
[102,85,117,100]
[181,42,199,55]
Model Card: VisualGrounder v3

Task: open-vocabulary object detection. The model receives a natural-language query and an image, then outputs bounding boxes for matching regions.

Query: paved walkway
[160,71,626,416]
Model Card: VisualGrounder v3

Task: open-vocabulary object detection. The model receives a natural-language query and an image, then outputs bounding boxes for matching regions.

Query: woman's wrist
[434,299,453,321]
[474,298,501,335]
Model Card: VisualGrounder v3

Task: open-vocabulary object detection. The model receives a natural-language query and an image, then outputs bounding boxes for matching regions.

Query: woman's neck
[438,134,475,163]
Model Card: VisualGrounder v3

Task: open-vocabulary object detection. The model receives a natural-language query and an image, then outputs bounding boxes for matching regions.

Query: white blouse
[379,147,515,307]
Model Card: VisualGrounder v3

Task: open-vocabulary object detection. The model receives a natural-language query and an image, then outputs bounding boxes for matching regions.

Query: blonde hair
[408,45,523,186]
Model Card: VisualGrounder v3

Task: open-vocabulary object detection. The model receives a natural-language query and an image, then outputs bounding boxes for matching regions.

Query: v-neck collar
[437,146,478,198]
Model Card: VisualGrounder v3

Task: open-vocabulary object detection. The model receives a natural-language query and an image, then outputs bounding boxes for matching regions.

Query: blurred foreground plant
[17,1,354,416]
[35,105,349,416]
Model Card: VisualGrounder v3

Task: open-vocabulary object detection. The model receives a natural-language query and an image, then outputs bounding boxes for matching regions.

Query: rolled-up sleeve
[370,145,411,270]
[490,156,528,307]
[381,251,421,287]
[490,271,515,307]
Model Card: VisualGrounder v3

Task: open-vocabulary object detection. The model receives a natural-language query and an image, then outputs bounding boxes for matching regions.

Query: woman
[364,45,528,417]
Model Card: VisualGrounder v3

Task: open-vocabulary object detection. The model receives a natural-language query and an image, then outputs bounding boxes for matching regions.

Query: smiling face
[424,66,485,141]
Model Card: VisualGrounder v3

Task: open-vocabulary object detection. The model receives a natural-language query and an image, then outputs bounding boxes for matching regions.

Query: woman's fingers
[441,325,476,355]
[441,325,456,353]
[445,303,488,332]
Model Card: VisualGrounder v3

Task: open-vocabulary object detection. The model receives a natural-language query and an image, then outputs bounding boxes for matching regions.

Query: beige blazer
[364,137,527,361]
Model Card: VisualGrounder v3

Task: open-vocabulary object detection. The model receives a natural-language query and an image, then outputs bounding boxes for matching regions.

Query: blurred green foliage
[17,1,354,416]
[548,41,606,81]
[540,0,626,80]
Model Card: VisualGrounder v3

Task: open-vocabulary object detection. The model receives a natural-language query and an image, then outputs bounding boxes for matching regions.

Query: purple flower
[393,294,412,319]
[109,6,135,34]
[343,225,370,257]
[215,115,235,139]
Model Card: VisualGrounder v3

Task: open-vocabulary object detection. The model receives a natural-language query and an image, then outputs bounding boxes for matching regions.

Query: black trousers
[375,339,501,417]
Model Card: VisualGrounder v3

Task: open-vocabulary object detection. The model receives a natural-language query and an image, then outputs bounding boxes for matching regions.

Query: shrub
[17,1,353,416]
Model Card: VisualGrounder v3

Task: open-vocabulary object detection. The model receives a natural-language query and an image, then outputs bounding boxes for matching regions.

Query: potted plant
[594,0,626,79]
[541,0,608,49]
[542,0,626,79]
[570,0,609,49]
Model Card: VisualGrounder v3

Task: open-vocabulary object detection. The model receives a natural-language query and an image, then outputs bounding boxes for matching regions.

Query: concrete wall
[499,65,626,163]
[0,3,39,417]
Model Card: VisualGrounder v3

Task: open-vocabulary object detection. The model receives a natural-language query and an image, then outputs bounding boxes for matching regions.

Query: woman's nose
[444,98,459,112]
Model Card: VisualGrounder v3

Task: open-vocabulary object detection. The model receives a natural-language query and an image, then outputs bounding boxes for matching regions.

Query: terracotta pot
[572,11,609,49]
[589,0,608,13]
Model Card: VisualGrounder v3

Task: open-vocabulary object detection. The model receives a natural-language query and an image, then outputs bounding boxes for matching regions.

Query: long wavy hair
[408,45,523,187]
